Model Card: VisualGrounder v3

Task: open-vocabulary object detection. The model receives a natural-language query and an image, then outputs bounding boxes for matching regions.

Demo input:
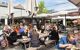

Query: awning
[69,0,80,7]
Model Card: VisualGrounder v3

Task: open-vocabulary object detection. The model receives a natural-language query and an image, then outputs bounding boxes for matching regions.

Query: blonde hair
[67,33,75,39]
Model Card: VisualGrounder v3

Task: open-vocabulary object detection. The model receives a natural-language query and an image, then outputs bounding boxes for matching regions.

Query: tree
[37,0,48,14]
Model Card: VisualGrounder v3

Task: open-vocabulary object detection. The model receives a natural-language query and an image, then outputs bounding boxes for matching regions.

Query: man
[56,33,76,50]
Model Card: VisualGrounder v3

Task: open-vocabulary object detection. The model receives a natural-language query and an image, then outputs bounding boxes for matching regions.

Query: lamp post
[58,11,68,27]
[31,7,38,27]
[8,0,13,25]
[58,11,68,32]
[64,14,67,27]
[10,13,14,25]
[21,8,22,17]
[28,0,38,27]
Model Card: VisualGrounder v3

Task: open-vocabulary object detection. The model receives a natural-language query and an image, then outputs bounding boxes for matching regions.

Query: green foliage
[37,0,48,14]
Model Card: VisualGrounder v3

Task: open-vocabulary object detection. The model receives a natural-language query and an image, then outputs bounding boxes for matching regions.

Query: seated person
[7,27,17,45]
[19,26,25,39]
[56,33,76,50]
[49,27,59,44]
[30,29,40,47]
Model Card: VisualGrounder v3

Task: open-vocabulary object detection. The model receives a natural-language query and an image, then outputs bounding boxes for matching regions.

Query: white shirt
[0,30,3,41]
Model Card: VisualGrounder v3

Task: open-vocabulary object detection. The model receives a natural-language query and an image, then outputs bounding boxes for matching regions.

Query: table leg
[24,43,26,50]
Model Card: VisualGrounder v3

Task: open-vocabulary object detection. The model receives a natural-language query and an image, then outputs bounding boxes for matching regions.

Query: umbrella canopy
[14,4,24,10]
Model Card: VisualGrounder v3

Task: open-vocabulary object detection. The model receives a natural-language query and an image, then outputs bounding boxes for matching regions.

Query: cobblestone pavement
[3,34,65,50]
[4,47,55,50]
[3,46,56,50]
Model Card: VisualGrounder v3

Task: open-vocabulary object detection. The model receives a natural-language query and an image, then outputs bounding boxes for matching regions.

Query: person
[56,33,76,50]
[30,29,40,47]
[3,25,11,34]
[24,25,28,36]
[13,25,19,34]
[28,24,33,37]
[41,25,45,33]
[0,30,5,48]
[6,26,17,45]
[2,25,11,47]
[49,27,59,44]
[0,30,3,43]
[19,23,25,38]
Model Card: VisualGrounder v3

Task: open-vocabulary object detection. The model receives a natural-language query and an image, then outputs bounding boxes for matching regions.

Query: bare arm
[59,44,68,48]
[59,44,73,48]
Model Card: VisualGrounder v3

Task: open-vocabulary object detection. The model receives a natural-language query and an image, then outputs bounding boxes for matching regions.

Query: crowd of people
[0,22,80,50]
[0,22,60,49]
[56,31,80,50]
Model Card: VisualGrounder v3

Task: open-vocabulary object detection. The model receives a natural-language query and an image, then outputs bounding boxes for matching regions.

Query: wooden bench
[45,40,55,44]
[45,40,56,48]
[13,42,19,46]
[26,40,56,50]
[34,40,55,50]
[13,42,19,48]
[27,47,37,50]
[27,45,45,50]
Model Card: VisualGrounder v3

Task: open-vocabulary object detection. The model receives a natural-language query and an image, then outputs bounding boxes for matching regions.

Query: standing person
[56,33,76,50]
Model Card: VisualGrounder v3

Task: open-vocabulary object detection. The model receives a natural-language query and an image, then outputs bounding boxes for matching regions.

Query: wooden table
[39,33,49,38]
[66,47,80,50]
[17,38,30,50]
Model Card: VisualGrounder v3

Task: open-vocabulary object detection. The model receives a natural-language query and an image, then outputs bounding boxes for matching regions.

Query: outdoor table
[17,38,30,50]
[39,33,49,38]
[66,46,80,50]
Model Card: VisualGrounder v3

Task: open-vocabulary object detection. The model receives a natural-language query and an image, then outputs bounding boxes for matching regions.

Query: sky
[2,0,78,11]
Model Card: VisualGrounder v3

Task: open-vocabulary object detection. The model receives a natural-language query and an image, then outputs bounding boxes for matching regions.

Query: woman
[49,27,59,44]
[30,29,40,47]
[2,25,11,47]
[56,33,76,50]
[19,23,25,38]
[7,26,17,45]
